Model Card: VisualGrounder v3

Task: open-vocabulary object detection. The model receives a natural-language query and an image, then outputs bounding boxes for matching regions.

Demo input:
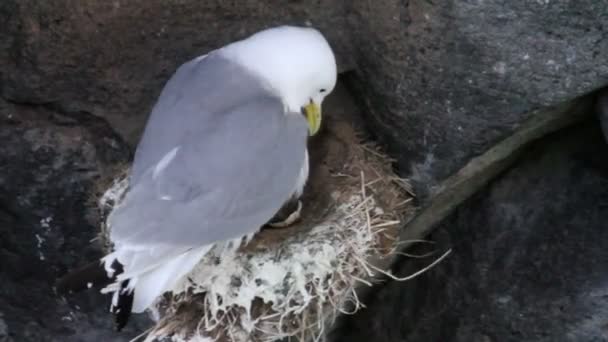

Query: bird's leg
[265,199,303,229]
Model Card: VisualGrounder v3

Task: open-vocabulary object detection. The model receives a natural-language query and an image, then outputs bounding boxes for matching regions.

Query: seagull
[56,25,337,330]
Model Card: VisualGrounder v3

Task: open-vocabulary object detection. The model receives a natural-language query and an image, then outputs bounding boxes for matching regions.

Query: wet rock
[332,121,608,342]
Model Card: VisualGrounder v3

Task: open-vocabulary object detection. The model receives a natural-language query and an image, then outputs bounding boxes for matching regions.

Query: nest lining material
[97,112,423,342]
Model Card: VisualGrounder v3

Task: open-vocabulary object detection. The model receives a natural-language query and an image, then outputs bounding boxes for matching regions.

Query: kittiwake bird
[56,25,337,330]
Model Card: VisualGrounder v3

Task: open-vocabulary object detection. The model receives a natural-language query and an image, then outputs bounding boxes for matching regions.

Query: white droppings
[87,282,93,289]
[40,217,53,230]
[37,216,53,260]
[492,61,507,75]
[35,234,45,261]
[35,234,44,247]
[160,195,172,201]
[546,59,561,72]
[173,336,215,342]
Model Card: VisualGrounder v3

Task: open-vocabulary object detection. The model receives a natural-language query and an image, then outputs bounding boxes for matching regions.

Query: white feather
[153,147,179,179]
[130,246,212,312]
[293,149,309,197]
[101,244,212,313]
[220,26,337,114]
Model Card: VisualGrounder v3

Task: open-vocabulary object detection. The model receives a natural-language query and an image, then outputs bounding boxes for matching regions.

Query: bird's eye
[319,88,327,93]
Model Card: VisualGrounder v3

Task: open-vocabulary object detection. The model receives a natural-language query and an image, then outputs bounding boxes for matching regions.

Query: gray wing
[108,53,308,247]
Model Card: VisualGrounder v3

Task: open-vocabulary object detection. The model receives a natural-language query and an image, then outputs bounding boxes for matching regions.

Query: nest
[96,108,417,342]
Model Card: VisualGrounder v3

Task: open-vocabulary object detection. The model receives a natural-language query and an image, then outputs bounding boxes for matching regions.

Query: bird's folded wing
[107,53,309,249]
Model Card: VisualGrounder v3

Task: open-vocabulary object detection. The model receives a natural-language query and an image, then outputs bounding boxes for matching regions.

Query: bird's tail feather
[128,245,212,313]
[57,245,214,330]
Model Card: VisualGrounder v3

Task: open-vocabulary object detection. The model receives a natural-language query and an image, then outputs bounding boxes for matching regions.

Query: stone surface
[331,121,608,342]
[0,100,151,341]
[597,88,608,140]
[0,313,9,342]
[0,0,353,146]
[395,96,592,250]
[345,0,608,200]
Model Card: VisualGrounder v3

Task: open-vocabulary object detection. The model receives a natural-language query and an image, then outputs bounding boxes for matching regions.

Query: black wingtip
[113,280,134,332]
[109,260,132,332]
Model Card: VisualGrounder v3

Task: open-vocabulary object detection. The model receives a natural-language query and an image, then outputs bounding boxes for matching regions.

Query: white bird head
[220,25,338,136]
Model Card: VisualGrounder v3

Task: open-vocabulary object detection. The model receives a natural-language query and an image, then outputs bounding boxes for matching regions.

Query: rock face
[331,121,608,342]
[0,100,150,341]
[2,0,607,200]
[0,0,353,146]
[346,0,608,200]
[2,1,608,341]
[597,88,608,139]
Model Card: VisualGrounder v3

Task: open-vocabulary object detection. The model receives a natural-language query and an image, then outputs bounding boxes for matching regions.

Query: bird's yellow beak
[303,101,322,136]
